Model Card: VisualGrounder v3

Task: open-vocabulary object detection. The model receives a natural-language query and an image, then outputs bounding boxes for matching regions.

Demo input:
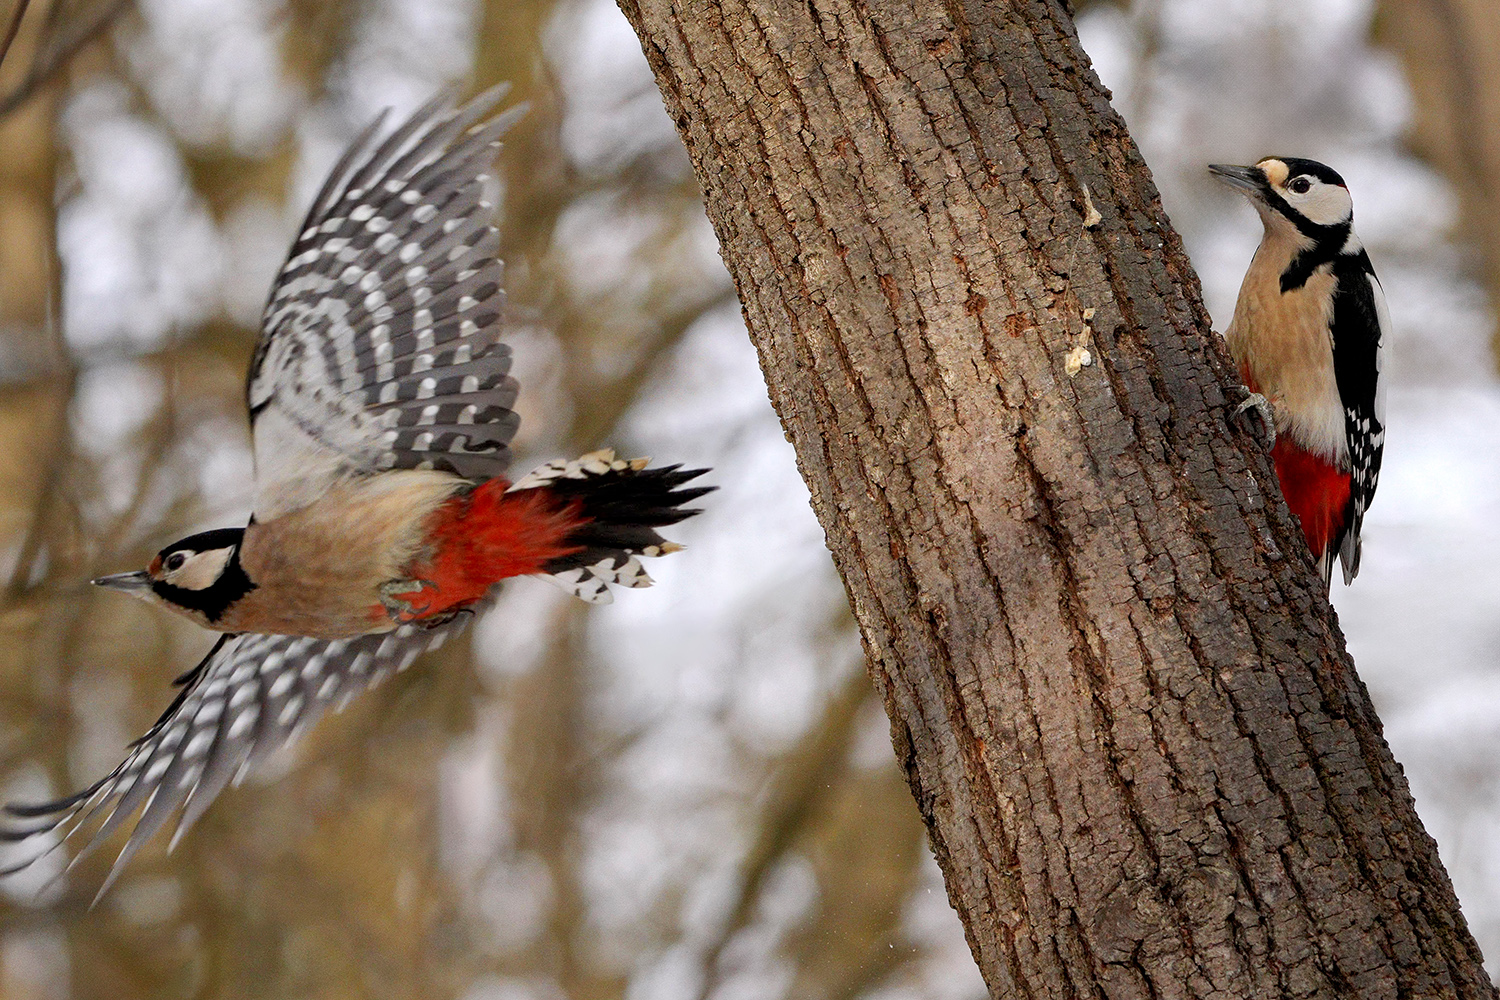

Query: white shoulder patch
[251,405,365,520]
[1369,272,1390,431]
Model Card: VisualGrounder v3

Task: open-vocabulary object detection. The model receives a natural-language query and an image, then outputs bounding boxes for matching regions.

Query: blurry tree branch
[0,0,132,119]
[0,132,69,600]
[693,657,868,1000]
[0,0,33,74]
[563,285,737,449]
[2,377,71,597]
[618,1,1495,997]
[1375,0,1500,361]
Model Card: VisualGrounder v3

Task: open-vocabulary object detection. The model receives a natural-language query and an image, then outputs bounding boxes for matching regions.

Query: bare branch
[563,286,737,451]
[0,0,34,76]
[693,669,869,1000]
[0,0,132,120]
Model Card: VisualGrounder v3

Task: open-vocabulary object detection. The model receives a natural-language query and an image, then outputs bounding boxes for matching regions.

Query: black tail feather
[540,463,713,575]
[507,451,713,604]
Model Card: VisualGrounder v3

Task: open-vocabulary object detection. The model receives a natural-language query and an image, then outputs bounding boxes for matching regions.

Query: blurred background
[0,0,1494,996]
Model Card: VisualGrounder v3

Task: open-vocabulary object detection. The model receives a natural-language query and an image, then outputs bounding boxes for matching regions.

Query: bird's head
[93,527,254,628]
[1210,157,1353,236]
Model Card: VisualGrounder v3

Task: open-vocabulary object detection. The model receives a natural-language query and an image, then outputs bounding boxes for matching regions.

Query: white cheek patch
[1289,183,1352,227]
[167,548,234,591]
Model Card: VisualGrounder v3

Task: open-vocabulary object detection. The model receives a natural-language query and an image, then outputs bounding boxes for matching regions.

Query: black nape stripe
[1264,183,1351,245]
[153,557,255,623]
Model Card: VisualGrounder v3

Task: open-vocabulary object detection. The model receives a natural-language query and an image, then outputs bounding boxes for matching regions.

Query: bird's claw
[1229,387,1276,450]
[380,579,436,619]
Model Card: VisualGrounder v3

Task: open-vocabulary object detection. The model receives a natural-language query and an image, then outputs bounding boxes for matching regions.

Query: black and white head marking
[149,527,255,622]
[1210,157,1357,291]
[1255,157,1353,229]
[1210,156,1352,229]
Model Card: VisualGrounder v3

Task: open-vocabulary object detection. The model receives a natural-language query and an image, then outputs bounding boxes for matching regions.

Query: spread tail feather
[509,450,713,603]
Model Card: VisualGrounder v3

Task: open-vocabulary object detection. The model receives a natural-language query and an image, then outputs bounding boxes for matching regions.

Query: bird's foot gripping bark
[1228,386,1276,450]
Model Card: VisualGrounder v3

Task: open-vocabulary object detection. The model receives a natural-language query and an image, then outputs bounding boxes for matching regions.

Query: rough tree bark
[616,2,1495,998]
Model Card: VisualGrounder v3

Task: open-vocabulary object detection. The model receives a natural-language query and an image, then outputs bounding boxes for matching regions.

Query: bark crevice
[618,1,1496,996]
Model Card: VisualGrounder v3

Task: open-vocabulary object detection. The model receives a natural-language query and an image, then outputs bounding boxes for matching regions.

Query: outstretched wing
[249,87,526,521]
[2,620,469,900]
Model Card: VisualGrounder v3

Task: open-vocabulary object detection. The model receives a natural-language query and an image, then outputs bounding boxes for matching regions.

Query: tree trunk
[615,2,1495,997]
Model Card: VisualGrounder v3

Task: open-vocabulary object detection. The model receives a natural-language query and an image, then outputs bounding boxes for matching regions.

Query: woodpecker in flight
[1211,156,1386,588]
[2,87,710,893]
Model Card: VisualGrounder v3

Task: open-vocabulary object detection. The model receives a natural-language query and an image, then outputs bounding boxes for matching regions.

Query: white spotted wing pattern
[3,621,466,900]
[249,85,525,520]
[3,90,523,896]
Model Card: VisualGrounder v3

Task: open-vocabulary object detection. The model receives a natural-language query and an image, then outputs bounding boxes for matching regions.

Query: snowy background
[1079,0,1500,961]
[0,0,1493,996]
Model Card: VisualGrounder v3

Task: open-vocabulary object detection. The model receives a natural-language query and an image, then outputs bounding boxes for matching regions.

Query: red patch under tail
[383,453,712,621]
[394,480,586,621]
[1270,437,1351,576]
[1239,366,1352,578]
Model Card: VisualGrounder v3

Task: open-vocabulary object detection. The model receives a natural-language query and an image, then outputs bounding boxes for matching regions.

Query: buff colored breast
[226,470,466,638]
[1225,235,1349,467]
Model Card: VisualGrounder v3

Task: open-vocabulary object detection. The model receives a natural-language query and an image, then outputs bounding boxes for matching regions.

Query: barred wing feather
[1,90,528,898]
[249,88,526,521]
[1,620,468,900]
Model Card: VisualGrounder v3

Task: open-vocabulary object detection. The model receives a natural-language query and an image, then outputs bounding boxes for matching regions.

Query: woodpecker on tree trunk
[1,87,711,896]
[1211,156,1387,589]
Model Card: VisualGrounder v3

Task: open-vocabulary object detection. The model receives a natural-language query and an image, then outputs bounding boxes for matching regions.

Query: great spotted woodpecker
[1211,157,1387,589]
[2,86,710,893]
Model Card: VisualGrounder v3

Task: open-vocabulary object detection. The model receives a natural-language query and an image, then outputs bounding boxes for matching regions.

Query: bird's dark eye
[1288,177,1312,195]
[165,552,187,572]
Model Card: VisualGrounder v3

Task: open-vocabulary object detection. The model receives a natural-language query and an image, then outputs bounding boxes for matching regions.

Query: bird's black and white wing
[249,87,526,521]
[1331,247,1388,583]
[2,619,470,899]
[1,91,529,895]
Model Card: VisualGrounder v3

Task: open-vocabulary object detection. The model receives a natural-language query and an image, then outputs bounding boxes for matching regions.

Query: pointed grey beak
[1208,163,1266,195]
[92,570,153,595]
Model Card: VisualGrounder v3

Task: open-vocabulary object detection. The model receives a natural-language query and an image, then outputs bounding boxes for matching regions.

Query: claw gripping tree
[617,2,1495,998]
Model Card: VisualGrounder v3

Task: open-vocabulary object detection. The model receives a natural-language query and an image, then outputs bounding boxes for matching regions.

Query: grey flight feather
[248,85,528,511]
[0,89,526,898]
[0,620,469,902]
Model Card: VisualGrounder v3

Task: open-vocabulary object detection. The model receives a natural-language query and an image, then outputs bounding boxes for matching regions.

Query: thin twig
[0,0,132,119]
[0,0,34,77]
[693,667,871,1000]
[3,179,74,600]
[564,286,737,452]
